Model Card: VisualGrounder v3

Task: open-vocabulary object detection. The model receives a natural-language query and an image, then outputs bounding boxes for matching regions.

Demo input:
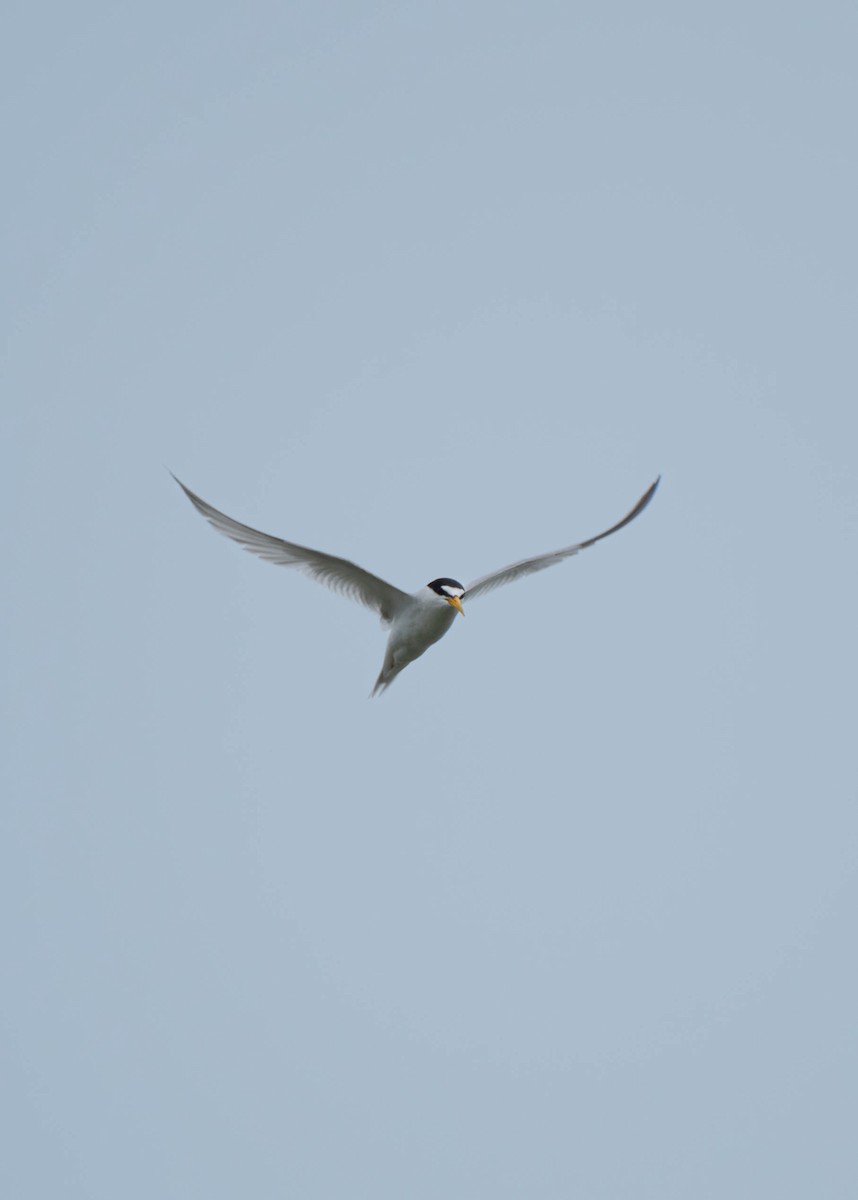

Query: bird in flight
[174,474,659,695]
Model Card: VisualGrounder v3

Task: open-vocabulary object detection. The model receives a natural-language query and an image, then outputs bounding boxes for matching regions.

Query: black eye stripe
[428,577,464,597]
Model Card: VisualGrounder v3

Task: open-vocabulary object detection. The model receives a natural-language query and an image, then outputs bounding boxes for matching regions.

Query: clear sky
[4,3,857,1197]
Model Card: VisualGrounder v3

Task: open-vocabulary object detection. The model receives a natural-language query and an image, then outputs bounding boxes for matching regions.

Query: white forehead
[440,584,464,598]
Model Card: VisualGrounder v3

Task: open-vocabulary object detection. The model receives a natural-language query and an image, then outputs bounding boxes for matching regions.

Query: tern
[174,474,659,695]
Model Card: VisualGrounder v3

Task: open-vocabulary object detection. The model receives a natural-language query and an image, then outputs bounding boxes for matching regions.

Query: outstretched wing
[464,477,660,602]
[173,475,411,624]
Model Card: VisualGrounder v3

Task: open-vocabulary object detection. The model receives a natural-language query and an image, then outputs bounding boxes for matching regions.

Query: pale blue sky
[4,3,857,1197]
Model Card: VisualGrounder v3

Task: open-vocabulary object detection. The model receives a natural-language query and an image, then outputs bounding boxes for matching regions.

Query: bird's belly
[391,606,456,667]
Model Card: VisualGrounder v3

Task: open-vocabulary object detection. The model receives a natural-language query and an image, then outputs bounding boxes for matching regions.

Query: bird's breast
[389,603,457,666]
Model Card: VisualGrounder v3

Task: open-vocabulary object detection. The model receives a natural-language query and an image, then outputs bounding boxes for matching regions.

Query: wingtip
[169,471,199,504]
[640,475,661,508]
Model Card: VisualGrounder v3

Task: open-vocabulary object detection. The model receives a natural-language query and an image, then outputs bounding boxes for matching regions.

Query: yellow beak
[446,596,465,617]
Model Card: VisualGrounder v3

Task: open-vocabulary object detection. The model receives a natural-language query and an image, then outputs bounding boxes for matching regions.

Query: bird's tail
[370,654,402,698]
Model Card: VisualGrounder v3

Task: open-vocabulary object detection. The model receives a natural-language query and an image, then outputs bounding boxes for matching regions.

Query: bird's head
[427,578,465,616]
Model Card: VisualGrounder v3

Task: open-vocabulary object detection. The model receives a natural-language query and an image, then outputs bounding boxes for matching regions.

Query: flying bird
[173,474,659,695]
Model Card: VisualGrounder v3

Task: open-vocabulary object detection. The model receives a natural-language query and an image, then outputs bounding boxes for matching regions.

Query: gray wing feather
[464,477,660,601]
[173,475,411,624]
